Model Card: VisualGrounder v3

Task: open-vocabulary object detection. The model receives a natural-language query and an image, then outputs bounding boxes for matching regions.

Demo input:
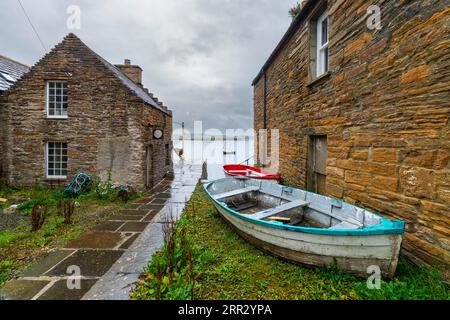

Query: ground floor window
[46,142,68,178]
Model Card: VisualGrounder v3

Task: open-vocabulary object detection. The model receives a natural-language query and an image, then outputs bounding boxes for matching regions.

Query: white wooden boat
[203,178,405,278]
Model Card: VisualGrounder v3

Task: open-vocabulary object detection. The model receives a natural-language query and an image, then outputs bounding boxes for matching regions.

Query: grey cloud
[0,0,295,131]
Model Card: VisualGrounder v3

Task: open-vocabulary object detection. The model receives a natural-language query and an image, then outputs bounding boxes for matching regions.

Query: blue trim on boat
[203,181,405,237]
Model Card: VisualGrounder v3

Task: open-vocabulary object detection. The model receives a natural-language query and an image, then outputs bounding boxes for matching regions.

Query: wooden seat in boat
[213,186,260,200]
[249,200,309,220]
[230,199,258,211]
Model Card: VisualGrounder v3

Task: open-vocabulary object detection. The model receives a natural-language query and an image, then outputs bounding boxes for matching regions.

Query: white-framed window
[46,142,68,179]
[46,81,68,118]
[316,11,329,77]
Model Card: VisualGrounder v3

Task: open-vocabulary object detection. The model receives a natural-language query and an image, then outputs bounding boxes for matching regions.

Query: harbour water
[173,138,254,180]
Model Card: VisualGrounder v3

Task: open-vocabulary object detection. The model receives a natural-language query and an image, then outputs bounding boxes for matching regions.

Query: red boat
[223,164,281,182]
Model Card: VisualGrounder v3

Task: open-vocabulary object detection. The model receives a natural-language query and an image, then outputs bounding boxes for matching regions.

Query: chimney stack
[115,59,142,85]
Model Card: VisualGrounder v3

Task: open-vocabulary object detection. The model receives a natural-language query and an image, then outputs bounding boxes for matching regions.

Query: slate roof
[69,34,170,115]
[0,54,30,92]
[94,53,167,113]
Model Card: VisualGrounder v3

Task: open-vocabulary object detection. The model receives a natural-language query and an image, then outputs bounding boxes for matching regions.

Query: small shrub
[63,200,75,224]
[93,171,117,201]
[30,205,48,232]
[289,2,303,19]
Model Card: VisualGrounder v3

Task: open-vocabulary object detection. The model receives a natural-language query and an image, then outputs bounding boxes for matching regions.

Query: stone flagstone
[0,162,200,300]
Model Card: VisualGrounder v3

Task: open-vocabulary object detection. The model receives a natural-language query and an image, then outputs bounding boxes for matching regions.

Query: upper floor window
[46,81,68,118]
[316,11,329,77]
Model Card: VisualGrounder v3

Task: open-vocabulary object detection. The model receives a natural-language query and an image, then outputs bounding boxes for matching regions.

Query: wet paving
[0,162,201,300]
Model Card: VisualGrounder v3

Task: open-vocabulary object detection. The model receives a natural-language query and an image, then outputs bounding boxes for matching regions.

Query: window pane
[48,169,54,176]
[322,17,328,45]
[324,47,329,72]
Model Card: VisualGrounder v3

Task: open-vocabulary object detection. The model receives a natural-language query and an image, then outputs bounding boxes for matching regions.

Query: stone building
[0,33,173,190]
[253,0,449,268]
[0,55,30,94]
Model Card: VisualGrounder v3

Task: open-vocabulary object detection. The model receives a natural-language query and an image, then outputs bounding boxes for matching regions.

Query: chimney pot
[115,59,142,85]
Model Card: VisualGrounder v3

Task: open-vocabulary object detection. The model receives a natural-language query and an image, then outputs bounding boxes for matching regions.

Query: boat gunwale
[203,179,405,237]
[223,164,280,181]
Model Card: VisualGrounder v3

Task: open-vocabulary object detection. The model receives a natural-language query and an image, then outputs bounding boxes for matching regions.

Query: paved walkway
[0,162,201,300]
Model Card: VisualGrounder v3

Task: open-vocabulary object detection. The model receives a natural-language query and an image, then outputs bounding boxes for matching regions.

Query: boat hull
[210,199,402,278]
[223,164,281,182]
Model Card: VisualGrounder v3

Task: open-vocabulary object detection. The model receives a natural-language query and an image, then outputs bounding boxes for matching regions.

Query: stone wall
[0,34,172,190]
[0,101,6,182]
[253,1,449,267]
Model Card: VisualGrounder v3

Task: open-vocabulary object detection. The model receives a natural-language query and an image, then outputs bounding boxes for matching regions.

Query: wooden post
[201,161,208,180]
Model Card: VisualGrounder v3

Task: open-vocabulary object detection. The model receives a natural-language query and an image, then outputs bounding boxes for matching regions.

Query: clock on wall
[153,129,163,139]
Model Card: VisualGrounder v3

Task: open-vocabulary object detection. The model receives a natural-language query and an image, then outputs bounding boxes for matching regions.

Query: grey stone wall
[0,34,172,190]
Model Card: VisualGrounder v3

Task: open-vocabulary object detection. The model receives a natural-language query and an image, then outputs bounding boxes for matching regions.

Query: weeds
[131,208,197,300]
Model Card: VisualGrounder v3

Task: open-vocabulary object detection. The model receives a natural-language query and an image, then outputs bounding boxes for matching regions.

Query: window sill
[47,116,68,120]
[306,71,331,87]
[45,176,67,181]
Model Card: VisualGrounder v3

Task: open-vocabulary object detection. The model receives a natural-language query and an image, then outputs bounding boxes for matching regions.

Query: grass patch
[132,184,448,300]
[0,182,141,287]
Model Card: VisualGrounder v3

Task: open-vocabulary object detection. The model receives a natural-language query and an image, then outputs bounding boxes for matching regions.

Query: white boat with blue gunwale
[203,177,405,277]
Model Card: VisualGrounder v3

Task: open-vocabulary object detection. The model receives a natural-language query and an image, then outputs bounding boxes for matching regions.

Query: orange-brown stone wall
[254,1,449,267]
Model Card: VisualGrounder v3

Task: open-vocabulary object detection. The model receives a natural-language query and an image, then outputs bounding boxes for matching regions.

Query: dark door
[308,136,327,195]
[145,145,153,189]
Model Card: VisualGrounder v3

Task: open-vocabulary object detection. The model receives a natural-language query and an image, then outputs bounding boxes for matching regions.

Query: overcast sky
[0,0,296,132]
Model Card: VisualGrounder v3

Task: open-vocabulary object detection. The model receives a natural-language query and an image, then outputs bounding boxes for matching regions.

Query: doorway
[145,145,153,189]
[307,135,327,195]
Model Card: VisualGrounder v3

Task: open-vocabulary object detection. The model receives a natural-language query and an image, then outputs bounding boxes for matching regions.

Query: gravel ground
[0,210,30,231]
